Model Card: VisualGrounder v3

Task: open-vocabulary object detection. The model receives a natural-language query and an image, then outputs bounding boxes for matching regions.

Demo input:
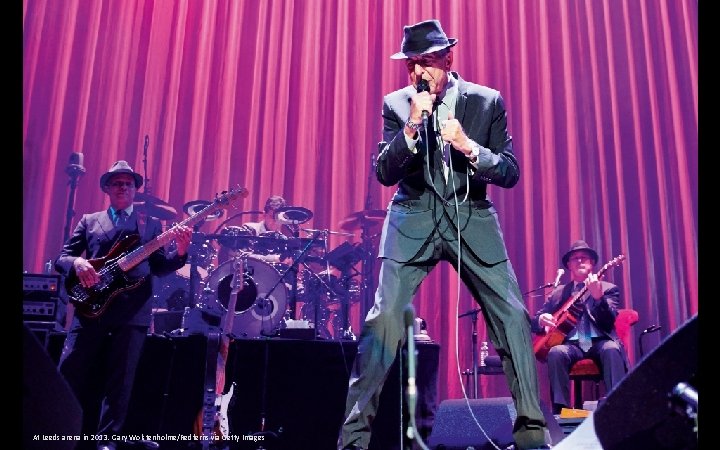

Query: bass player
[55,160,192,450]
[531,240,629,414]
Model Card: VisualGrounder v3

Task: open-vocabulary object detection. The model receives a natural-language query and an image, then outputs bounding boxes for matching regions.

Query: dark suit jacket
[55,209,186,327]
[376,72,519,264]
[530,281,627,366]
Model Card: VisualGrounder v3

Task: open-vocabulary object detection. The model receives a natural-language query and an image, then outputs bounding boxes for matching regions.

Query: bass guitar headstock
[598,254,626,278]
[213,185,249,210]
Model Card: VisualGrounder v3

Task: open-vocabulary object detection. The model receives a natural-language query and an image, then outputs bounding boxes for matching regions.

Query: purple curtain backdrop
[23,0,697,405]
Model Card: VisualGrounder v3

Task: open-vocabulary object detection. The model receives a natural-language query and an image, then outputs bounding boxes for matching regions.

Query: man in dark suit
[55,160,192,450]
[531,240,628,414]
[338,20,550,450]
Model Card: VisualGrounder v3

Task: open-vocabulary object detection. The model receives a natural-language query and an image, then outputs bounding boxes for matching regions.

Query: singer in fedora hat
[337,19,551,450]
[55,160,192,450]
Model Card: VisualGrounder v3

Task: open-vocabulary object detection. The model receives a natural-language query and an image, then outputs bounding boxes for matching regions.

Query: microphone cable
[443,107,504,450]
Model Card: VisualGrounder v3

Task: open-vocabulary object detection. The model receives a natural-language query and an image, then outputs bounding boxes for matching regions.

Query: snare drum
[206,257,288,337]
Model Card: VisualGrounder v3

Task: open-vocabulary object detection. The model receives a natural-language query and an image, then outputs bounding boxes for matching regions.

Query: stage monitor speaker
[428,397,563,450]
[593,314,698,450]
[22,323,82,450]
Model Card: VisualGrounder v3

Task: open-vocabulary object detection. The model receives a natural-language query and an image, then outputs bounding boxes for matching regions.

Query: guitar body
[217,382,236,438]
[65,234,145,318]
[533,310,580,362]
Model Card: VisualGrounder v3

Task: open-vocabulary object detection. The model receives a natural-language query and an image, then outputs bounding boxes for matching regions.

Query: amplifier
[23,273,61,322]
[23,273,60,294]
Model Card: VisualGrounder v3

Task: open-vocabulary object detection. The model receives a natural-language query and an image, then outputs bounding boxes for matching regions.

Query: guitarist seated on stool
[54,160,192,450]
[530,240,628,415]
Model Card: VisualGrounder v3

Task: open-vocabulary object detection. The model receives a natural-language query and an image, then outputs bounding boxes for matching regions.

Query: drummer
[220,195,297,264]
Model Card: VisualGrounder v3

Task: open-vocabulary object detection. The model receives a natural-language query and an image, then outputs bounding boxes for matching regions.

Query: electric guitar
[66,186,248,318]
[533,254,626,362]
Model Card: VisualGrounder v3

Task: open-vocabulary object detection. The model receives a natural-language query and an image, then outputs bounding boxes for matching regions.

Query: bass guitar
[533,254,626,362]
[66,186,248,318]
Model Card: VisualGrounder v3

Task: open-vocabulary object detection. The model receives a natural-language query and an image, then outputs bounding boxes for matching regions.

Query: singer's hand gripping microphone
[416,79,430,128]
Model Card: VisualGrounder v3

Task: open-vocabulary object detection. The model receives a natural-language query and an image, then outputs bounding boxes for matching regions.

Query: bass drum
[152,265,208,311]
[206,257,288,338]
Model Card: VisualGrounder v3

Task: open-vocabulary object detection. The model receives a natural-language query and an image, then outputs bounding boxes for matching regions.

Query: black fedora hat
[562,240,599,268]
[99,160,143,189]
[390,19,458,60]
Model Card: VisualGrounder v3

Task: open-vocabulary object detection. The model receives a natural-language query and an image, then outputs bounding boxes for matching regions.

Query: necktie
[434,106,451,182]
[115,210,128,227]
[575,282,592,352]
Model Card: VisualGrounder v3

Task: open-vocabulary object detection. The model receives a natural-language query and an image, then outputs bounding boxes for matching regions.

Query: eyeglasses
[107,181,136,188]
[568,256,593,264]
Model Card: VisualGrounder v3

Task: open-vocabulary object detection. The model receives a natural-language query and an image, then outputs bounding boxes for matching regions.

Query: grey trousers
[546,338,628,408]
[339,246,549,449]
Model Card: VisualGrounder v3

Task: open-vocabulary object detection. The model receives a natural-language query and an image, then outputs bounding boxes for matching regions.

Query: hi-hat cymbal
[339,209,386,231]
[302,228,355,237]
[183,200,224,220]
[275,206,313,225]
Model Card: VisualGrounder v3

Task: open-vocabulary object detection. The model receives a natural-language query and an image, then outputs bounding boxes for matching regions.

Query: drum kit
[147,194,386,340]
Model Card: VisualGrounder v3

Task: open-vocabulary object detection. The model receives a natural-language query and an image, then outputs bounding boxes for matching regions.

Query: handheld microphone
[642,324,662,334]
[416,79,430,128]
[404,304,417,439]
[552,268,565,288]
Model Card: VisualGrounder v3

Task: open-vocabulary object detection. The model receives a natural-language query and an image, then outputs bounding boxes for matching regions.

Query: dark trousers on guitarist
[546,338,626,412]
[59,319,147,446]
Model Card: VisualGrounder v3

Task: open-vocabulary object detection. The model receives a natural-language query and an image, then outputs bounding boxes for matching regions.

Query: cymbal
[183,200,224,221]
[339,209,386,231]
[133,201,177,220]
[302,228,355,237]
[275,206,313,225]
[135,192,170,205]
[326,241,362,268]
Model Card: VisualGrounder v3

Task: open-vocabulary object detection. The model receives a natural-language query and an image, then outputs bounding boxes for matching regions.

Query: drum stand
[297,265,335,339]
[187,227,207,307]
[258,231,325,337]
[335,262,361,340]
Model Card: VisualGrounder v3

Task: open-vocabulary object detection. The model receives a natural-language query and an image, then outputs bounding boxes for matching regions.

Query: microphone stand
[639,325,662,358]
[61,153,86,330]
[459,307,482,399]
[523,281,554,296]
[62,155,86,244]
